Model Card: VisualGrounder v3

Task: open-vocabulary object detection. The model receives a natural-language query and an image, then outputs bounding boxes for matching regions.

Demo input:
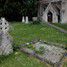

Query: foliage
[12,44,20,51]
[32,20,40,24]
[0,0,38,21]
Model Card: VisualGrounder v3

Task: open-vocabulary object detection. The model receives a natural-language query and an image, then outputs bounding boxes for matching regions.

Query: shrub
[32,20,40,24]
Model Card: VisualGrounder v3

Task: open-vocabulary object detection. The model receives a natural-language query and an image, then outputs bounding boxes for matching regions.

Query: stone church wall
[61,1,67,23]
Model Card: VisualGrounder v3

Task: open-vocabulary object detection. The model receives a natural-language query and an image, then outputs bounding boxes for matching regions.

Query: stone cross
[0,18,9,34]
[0,17,13,55]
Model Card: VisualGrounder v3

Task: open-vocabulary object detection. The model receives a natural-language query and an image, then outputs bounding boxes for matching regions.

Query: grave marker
[0,17,13,55]
[25,16,29,24]
[22,16,25,23]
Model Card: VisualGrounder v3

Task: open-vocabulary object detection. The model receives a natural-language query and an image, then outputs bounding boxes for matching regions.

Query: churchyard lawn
[10,22,67,47]
[0,22,67,67]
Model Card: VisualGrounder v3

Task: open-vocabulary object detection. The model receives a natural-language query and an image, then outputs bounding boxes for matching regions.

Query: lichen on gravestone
[1,33,13,55]
[34,42,65,64]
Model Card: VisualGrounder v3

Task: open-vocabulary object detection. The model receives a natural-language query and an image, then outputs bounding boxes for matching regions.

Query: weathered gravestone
[0,18,13,55]
[34,42,65,65]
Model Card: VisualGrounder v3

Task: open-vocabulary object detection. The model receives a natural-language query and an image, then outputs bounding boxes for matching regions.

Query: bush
[32,20,40,24]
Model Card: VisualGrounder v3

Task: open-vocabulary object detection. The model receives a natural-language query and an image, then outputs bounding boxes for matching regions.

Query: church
[38,0,67,23]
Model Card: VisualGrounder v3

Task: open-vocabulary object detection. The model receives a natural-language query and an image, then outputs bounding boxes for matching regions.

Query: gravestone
[32,17,37,21]
[34,42,65,64]
[0,17,13,55]
[22,16,25,23]
[25,16,29,24]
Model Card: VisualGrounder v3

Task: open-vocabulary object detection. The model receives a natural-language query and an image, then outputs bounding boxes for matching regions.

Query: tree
[0,0,38,21]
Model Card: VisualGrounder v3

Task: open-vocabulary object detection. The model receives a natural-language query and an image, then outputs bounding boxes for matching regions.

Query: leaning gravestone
[0,18,13,55]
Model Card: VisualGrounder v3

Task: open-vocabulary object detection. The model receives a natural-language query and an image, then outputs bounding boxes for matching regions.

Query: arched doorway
[47,11,53,23]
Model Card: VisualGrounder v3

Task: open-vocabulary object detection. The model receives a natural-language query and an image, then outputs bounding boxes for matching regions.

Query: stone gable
[38,0,67,23]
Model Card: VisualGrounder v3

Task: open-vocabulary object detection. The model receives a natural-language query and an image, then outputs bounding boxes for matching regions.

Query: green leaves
[0,0,38,21]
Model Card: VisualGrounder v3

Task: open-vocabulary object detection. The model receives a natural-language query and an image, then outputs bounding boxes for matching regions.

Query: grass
[0,22,67,67]
[63,57,67,67]
[63,61,67,67]
[10,22,67,47]
[53,23,67,30]
[0,51,50,67]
